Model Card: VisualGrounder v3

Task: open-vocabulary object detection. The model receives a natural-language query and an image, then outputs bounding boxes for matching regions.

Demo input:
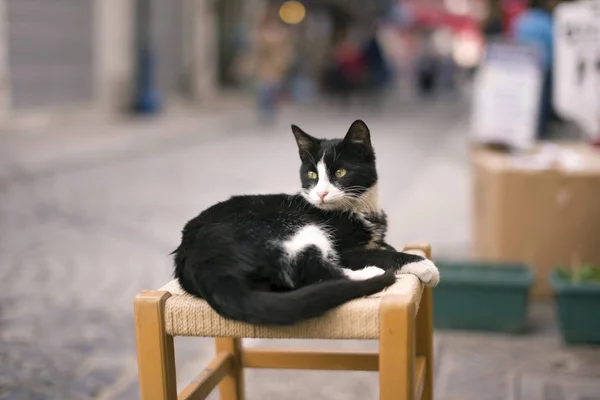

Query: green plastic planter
[433,261,534,333]
[550,270,600,344]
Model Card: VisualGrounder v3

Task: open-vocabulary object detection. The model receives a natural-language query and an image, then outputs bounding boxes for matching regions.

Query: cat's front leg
[340,248,440,287]
[340,248,422,271]
[341,266,386,281]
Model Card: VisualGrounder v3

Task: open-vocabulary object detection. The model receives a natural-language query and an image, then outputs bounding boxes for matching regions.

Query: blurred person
[416,30,439,97]
[503,0,528,34]
[377,21,405,96]
[321,31,366,107]
[438,54,458,94]
[482,0,505,40]
[361,23,393,104]
[511,0,557,138]
[336,31,366,92]
[251,9,293,124]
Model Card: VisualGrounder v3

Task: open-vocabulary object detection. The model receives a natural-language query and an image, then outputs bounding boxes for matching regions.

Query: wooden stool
[134,243,434,400]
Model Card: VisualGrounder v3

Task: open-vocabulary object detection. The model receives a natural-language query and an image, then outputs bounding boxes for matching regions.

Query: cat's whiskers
[349,197,374,214]
[318,191,378,214]
[342,184,379,214]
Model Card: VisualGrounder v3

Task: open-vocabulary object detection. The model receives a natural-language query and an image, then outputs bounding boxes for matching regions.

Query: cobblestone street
[1,100,599,400]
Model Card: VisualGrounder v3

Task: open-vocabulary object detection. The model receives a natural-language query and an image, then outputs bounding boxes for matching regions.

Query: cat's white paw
[343,266,385,281]
[397,259,440,287]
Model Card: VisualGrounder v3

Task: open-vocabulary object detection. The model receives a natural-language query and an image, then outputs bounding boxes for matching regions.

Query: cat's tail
[196,271,397,325]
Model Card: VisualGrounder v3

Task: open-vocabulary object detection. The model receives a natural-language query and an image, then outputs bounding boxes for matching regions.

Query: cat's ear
[292,124,317,154]
[343,120,372,151]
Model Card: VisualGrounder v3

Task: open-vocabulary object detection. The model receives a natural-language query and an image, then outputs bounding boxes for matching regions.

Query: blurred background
[1,0,599,399]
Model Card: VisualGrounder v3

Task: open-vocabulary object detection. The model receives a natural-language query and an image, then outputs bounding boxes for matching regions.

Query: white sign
[470,41,543,150]
[553,0,600,139]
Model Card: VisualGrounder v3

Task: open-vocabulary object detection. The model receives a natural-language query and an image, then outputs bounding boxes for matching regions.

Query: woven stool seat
[160,274,423,339]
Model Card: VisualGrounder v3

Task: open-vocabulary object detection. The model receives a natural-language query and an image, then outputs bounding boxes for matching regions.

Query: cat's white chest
[282,224,335,261]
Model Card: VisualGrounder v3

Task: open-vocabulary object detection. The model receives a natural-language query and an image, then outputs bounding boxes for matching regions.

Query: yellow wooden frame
[134,243,434,400]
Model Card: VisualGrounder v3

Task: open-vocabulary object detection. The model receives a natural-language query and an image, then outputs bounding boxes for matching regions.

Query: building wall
[8,0,95,110]
[0,0,218,127]
[0,1,10,123]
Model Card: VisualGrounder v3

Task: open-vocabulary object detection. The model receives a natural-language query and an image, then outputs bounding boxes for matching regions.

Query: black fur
[172,120,425,325]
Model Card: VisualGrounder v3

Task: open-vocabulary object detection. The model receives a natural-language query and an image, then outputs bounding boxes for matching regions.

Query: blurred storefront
[0,0,551,127]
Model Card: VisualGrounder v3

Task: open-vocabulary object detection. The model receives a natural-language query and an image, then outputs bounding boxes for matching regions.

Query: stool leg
[215,338,245,400]
[416,287,434,400]
[134,291,177,400]
[379,296,416,400]
[413,245,434,400]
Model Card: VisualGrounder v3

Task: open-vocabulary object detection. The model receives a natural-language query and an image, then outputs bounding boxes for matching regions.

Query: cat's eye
[335,169,347,178]
[307,171,318,180]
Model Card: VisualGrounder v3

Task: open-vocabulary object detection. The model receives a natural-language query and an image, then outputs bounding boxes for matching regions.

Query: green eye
[307,171,318,180]
[335,168,347,178]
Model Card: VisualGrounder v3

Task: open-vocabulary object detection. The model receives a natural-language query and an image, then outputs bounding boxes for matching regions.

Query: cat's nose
[317,191,329,201]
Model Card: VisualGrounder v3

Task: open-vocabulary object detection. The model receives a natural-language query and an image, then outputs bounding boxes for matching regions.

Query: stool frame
[134,244,434,400]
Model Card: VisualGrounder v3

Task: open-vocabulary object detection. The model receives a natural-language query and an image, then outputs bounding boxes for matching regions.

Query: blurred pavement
[1,98,599,400]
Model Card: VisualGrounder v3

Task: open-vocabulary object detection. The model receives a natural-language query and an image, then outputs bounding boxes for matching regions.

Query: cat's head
[292,120,378,212]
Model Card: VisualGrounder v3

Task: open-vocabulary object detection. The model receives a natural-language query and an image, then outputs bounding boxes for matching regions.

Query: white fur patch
[397,259,440,287]
[306,157,345,206]
[343,266,385,281]
[283,224,335,261]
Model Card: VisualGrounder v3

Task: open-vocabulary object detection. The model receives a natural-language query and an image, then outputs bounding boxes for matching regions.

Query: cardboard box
[472,142,600,298]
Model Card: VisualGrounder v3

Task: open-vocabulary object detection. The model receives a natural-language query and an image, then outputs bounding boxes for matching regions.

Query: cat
[172,120,439,325]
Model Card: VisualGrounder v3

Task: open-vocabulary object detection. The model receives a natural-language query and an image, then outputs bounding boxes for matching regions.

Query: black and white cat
[172,120,439,325]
